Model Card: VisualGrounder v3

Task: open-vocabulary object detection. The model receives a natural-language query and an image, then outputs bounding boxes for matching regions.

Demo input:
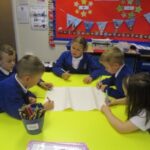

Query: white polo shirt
[130,109,150,131]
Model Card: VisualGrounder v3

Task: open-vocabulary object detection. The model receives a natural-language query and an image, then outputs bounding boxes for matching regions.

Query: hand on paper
[101,104,111,114]
[28,97,36,104]
[39,81,53,90]
[99,84,108,92]
[83,76,93,84]
[43,98,54,110]
[62,72,71,80]
[96,81,103,89]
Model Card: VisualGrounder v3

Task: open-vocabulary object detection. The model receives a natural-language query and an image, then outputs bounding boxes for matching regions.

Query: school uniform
[0,74,35,119]
[0,67,15,81]
[130,109,150,132]
[102,64,132,98]
[52,51,107,79]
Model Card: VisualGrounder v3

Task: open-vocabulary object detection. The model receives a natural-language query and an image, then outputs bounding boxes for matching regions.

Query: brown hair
[0,44,15,59]
[72,36,88,51]
[100,47,124,65]
[16,55,45,77]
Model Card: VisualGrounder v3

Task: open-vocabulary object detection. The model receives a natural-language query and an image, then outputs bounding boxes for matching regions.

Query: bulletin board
[51,0,150,44]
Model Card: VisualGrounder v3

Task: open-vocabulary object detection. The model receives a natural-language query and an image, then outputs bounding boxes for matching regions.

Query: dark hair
[0,44,15,59]
[130,45,137,51]
[124,72,150,125]
[72,36,87,51]
[16,55,45,77]
[100,46,124,65]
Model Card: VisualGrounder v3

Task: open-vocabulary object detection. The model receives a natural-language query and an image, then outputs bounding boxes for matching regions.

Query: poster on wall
[17,4,29,24]
[30,6,48,30]
[53,0,150,44]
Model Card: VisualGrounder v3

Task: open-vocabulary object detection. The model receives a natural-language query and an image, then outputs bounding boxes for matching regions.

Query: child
[0,55,54,119]
[97,47,132,98]
[101,72,150,133]
[52,36,107,84]
[0,44,53,90]
[0,44,16,81]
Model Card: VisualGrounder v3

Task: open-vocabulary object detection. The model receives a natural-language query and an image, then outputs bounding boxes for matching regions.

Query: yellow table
[0,73,149,150]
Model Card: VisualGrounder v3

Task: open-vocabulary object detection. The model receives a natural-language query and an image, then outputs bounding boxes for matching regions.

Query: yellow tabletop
[0,73,149,150]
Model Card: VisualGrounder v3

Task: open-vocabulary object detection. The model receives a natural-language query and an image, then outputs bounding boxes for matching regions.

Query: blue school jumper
[0,74,35,119]
[0,68,15,81]
[102,65,132,98]
[52,51,107,79]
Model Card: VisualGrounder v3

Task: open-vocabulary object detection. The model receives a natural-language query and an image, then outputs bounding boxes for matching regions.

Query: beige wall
[12,0,66,62]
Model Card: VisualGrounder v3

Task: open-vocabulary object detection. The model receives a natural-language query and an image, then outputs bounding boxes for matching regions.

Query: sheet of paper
[92,87,105,110]
[68,87,97,110]
[45,87,105,111]
[46,87,69,111]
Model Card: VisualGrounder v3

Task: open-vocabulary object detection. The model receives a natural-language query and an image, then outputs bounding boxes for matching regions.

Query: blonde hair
[16,55,45,77]
[100,47,124,65]
[0,44,15,59]
[72,36,88,51]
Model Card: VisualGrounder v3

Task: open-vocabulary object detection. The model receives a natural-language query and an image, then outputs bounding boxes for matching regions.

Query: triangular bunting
[96,22,107,33]
[125,18,135,30]
[84,21,94,32]
[67,14,74,27]
[113,19,123,29]
[144,12,150,24]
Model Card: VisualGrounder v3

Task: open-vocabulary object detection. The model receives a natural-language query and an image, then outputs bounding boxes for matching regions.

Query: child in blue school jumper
[52,36,107,84]
[0,44,53,90]
[101,72,150,133]
[97,47,132,98]
[0,55,54,119]
[0,44,16,81]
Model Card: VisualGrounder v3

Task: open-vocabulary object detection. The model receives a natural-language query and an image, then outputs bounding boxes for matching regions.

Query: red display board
[54,0,150,43]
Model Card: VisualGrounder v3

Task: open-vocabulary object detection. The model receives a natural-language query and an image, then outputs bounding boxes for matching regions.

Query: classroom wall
[12,0,66,62]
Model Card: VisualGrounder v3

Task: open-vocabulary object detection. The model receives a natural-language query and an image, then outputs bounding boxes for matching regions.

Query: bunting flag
[113,19,123,29]
[67,14,82,29]
[144,12,150,24]
[96,21,107,34]
[83,21,94,32]
[125,18,135,30]
[67,14,74,27]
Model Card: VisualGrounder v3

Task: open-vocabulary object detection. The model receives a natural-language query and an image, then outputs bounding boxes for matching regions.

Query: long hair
[124,72,150,125]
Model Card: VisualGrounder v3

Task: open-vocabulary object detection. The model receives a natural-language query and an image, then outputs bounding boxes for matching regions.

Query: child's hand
[83,76,93,84]
[101,104,111,114]
[43,98,54,110]
[39,81,53,90]
[28,97,36,104]
[96,81,103,89]
[62,72,71,80]
[100,84,108,92]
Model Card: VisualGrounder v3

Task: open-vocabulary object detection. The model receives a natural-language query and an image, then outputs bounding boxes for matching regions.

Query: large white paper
[46,87,105,111]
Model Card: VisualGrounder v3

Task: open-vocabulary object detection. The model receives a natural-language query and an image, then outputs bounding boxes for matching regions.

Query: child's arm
[38,79,53,90]
[108,97,127,106]
[43,98,54,110]
[101,105,139,133]
[52,52,70,77]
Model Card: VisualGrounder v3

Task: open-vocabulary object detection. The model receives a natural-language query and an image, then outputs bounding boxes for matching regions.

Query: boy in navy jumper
[97,47,132,99]
[52,36,107,84]
[0,55,54,119]
[0,44,53,90]
[0,44,16,81]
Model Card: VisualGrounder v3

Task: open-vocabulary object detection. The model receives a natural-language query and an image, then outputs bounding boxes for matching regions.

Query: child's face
[103,62,120,74]
[26,73,43,88]
[71,42,84,58]
[0,52,16,72]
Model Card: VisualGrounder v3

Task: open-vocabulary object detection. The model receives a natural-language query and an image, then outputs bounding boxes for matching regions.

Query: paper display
[45,87,105,111]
